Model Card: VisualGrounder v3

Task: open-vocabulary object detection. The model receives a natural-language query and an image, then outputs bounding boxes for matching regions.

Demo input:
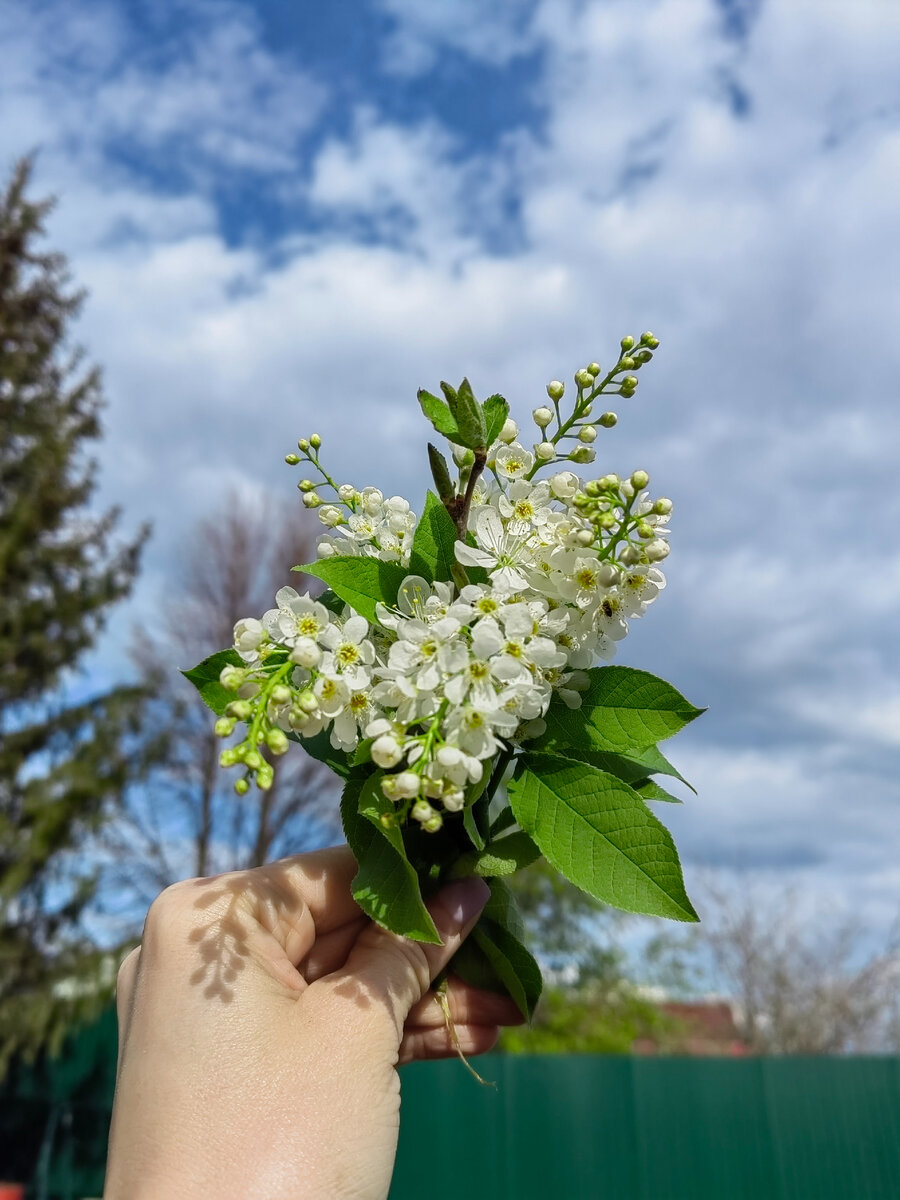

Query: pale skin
[105,845,521,1200]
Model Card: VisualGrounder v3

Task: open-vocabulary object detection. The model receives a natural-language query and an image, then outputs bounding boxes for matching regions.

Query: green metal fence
[3,1016,900,1199]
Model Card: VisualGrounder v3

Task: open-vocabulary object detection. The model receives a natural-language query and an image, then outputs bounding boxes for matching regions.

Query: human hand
[105,844,519,1200]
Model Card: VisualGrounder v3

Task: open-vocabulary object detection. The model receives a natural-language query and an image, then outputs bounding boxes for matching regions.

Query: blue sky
[3,0,900,932]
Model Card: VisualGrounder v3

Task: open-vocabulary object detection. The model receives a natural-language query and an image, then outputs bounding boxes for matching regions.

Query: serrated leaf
[455,830,541,878]
[635,778,682,804]
[449,880,542,1019]
[482,393,510,444]
[340,774,440,943]
[563,743,695,793]
[408,491,459,582]
[418,389,460,439]
[296,556,407,624]
[182,648,242,715]
[447,377,488,449]
[511,753,698,922]
[538,666,704,755]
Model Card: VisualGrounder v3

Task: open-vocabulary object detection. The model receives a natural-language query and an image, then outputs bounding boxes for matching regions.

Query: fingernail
[438,877,491,930]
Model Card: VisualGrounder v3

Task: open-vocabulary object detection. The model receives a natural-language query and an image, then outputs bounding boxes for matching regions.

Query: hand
[105,844,520,1200]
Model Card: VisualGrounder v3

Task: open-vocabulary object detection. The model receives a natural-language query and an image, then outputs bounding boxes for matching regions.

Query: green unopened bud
[599,411,618,428]
[297,438,309,451]
[234,777,250,796]
[284,453,300,465]
[587,362,601,377]
[635,350,653,364]
[266,727,290,755]
[302,491,322,508]
[379,812,396,829]
[535,441,556,461]
[244,749,263,770]
[574,368,593,389]
[631,469,650,489]
[579,425,597,443]
[214,716,236,737]
[226,699,252,720]
[622,376,638,390]
[573,490,592,507]
[268,684,289,706]
[298,479,315,492]
[546,380,565,401]
[569,445,595,464]
[219,748,239,768]
[257,764,275,791]
[620,356,636,371]
[637,521,655,539]
[309,433,322,448]
[584,480,602,497]
[422,814,443,833]
[596,511,616,530]
[533,406,554,428]
[654,497,673,515]
[620,335,635,351]
[219,665,246,691]
[640,331,658,347]
[297,689,319,714]
[601,473,620,490]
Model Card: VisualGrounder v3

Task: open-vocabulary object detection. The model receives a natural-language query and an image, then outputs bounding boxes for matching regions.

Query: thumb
[318,876,491,1039]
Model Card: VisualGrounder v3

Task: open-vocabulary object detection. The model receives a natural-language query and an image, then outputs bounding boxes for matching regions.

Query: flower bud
[546,380,565,401]
[270,684,292,706]
[422,813,443,833]
[533,406,554,428]
[579,425,597,443]
[298,479,315,492]
[219,665,247,691]
[549,470,579,499]
[635,349,653,364]
[620,356,636,371]
[234,778,250,796]
[302,491,321,508]
[297,688,319,714]
[620,481,635,500]
[575,528,593,546]
[442,788,466,813]
[219,748,239,768]
[569,445,595,464]
[451,443,474,466]
[597,562,620,587]
[645,538,671,562]
[574,368,593,389]
[309,433,322,448]
[393,771,422,799]
[653,497,673,515]
[622,376,638,390]
[372,734,403,769]
[535,441,556,461]
[637,521,655,539]
[318,504,343,527]
[257,764,275,790]
[640,331,659,347]
[297,438,309,451]
[597,511,616,530]
[618,544,642,564]
[290,638,321,668]
[284,453,300,465]
[498,417,519,443]
[584,480,601,497]
[214,716,236,737]
[620,335,635,351]
[601,474,620,490]
[266,727,290,755]
[411,799,437,823]
[599,411,618,428]
[631,469,650,489]
[338,483,357,502]
[244,749,263,770]
[587,362,601,377]
[226,699,252,720]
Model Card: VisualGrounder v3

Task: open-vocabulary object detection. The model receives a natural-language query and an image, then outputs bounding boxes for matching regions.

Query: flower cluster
[216,334,674,831]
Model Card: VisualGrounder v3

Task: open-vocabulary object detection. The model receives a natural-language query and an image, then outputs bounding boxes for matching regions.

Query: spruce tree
[0,158,148,1066]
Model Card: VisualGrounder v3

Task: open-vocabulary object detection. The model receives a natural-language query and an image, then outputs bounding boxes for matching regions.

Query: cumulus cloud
[2,0,900,924]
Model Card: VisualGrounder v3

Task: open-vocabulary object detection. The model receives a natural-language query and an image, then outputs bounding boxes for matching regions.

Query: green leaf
[288,728,353,780]
[341,774,440,943]
[408,492,460,582]
[454,830,541,878]
[562,743,695,793]
[182,648,242,715]
[317,588,345,616]
[449,880,542,1020]
[635,778,682,804]
[296,556,407,624]
[511,753,698,922]
[447,377,487,449]
[427,443,454,501]
[418,389,460,439]
[463,805,486,851]
[482,394,509,444]
[537,666,704,755]
[489,806,518,837]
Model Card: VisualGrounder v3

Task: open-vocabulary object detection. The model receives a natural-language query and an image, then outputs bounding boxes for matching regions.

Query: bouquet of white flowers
[185,333,702,1023]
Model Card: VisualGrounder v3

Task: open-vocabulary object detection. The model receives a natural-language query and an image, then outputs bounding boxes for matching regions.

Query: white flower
[234,618,265,663]
[498,480,553,532]
[455,507,535,593]
[555,553,616,608]
[619,566,666,616]
[549,471,580,500]
[387,615,467,691]
[318,505,343,527]
[263,588,331,647]
[290,637,321,668]
[372,733,404,768]
[494,442,535,480]
[319,614,375,689]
